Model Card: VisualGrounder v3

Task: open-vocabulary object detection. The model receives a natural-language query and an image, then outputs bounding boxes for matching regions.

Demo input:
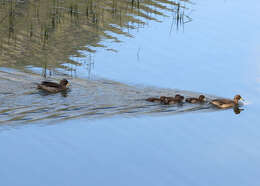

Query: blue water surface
[1,0,260,186]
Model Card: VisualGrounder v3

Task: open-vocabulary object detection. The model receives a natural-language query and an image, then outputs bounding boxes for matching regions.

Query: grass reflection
[0,0,192,74]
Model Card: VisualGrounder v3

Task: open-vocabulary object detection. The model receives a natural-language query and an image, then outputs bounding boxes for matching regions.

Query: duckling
[211,95,243,109]
[145,96,166,103]
[37,79,70,93]
[162,94,184,105]
[185,95,206,104]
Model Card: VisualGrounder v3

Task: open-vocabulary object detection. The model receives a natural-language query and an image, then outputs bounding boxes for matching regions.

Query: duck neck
[234,99,239,104]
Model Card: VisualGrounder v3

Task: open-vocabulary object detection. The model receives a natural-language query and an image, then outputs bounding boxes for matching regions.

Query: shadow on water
[0,69,243,128]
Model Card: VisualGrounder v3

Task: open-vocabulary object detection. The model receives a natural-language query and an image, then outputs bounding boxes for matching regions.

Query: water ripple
[0,70,226,127]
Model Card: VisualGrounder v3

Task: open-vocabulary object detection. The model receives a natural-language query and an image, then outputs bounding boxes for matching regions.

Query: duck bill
[240,98,245,102]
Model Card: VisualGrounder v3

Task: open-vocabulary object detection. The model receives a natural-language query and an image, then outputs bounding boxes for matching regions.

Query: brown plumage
[37,79,70,93]
[145,96,166,103]
[145,94,184,105]
[162,94,184,105]
[185,95,206,103]
[211,95,243,109]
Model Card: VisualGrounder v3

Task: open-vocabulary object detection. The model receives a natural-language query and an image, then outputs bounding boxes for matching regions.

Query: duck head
[234,94,243,104]
[60,79,70,88]
[175,94,184,101]
[199,95,206,101]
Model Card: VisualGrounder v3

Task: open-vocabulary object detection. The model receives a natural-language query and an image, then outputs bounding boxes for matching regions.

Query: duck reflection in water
[233,106,244,114]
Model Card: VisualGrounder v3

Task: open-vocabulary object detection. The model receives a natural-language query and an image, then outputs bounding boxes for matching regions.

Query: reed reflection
[0,0,192,75]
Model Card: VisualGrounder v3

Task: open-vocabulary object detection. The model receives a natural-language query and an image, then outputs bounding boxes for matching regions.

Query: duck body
[211,99,236,108]
[37,79,70,93]
[210,95,242,109]
[162,94,184,105]
[145,96,166,103]
[145,97,162,103]
[163,98,180,105]
[145,95,184,105]
[185,95,205,104]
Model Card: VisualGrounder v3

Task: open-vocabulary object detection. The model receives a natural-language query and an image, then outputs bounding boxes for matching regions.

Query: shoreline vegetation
[0,0,191,75]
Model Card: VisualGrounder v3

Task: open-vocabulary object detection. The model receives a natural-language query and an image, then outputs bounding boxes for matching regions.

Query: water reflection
[233,106,244,115]
[0,0,192,74]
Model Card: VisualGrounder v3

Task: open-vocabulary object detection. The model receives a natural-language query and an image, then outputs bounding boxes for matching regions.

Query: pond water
[0,0,260,186]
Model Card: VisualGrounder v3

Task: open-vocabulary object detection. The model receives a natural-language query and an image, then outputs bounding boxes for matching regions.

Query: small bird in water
[210,95,244,109]
[145,96,166,103]
[185,95,206,104]
[162,94,184,105]
[37,79,70,93]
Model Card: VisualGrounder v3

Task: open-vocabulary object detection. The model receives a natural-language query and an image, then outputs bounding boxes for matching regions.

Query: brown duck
[162,94,184,105]
[145,96,166,103]
[37,79,70,93]
[211,95,243,109]
[185,95,206,103]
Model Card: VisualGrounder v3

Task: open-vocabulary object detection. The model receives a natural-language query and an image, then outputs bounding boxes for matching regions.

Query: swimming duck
[210,95,243,109]
[37,79,70,93]
[145,96,166,103]
[185,95,206,103]
[162,94,184,105]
